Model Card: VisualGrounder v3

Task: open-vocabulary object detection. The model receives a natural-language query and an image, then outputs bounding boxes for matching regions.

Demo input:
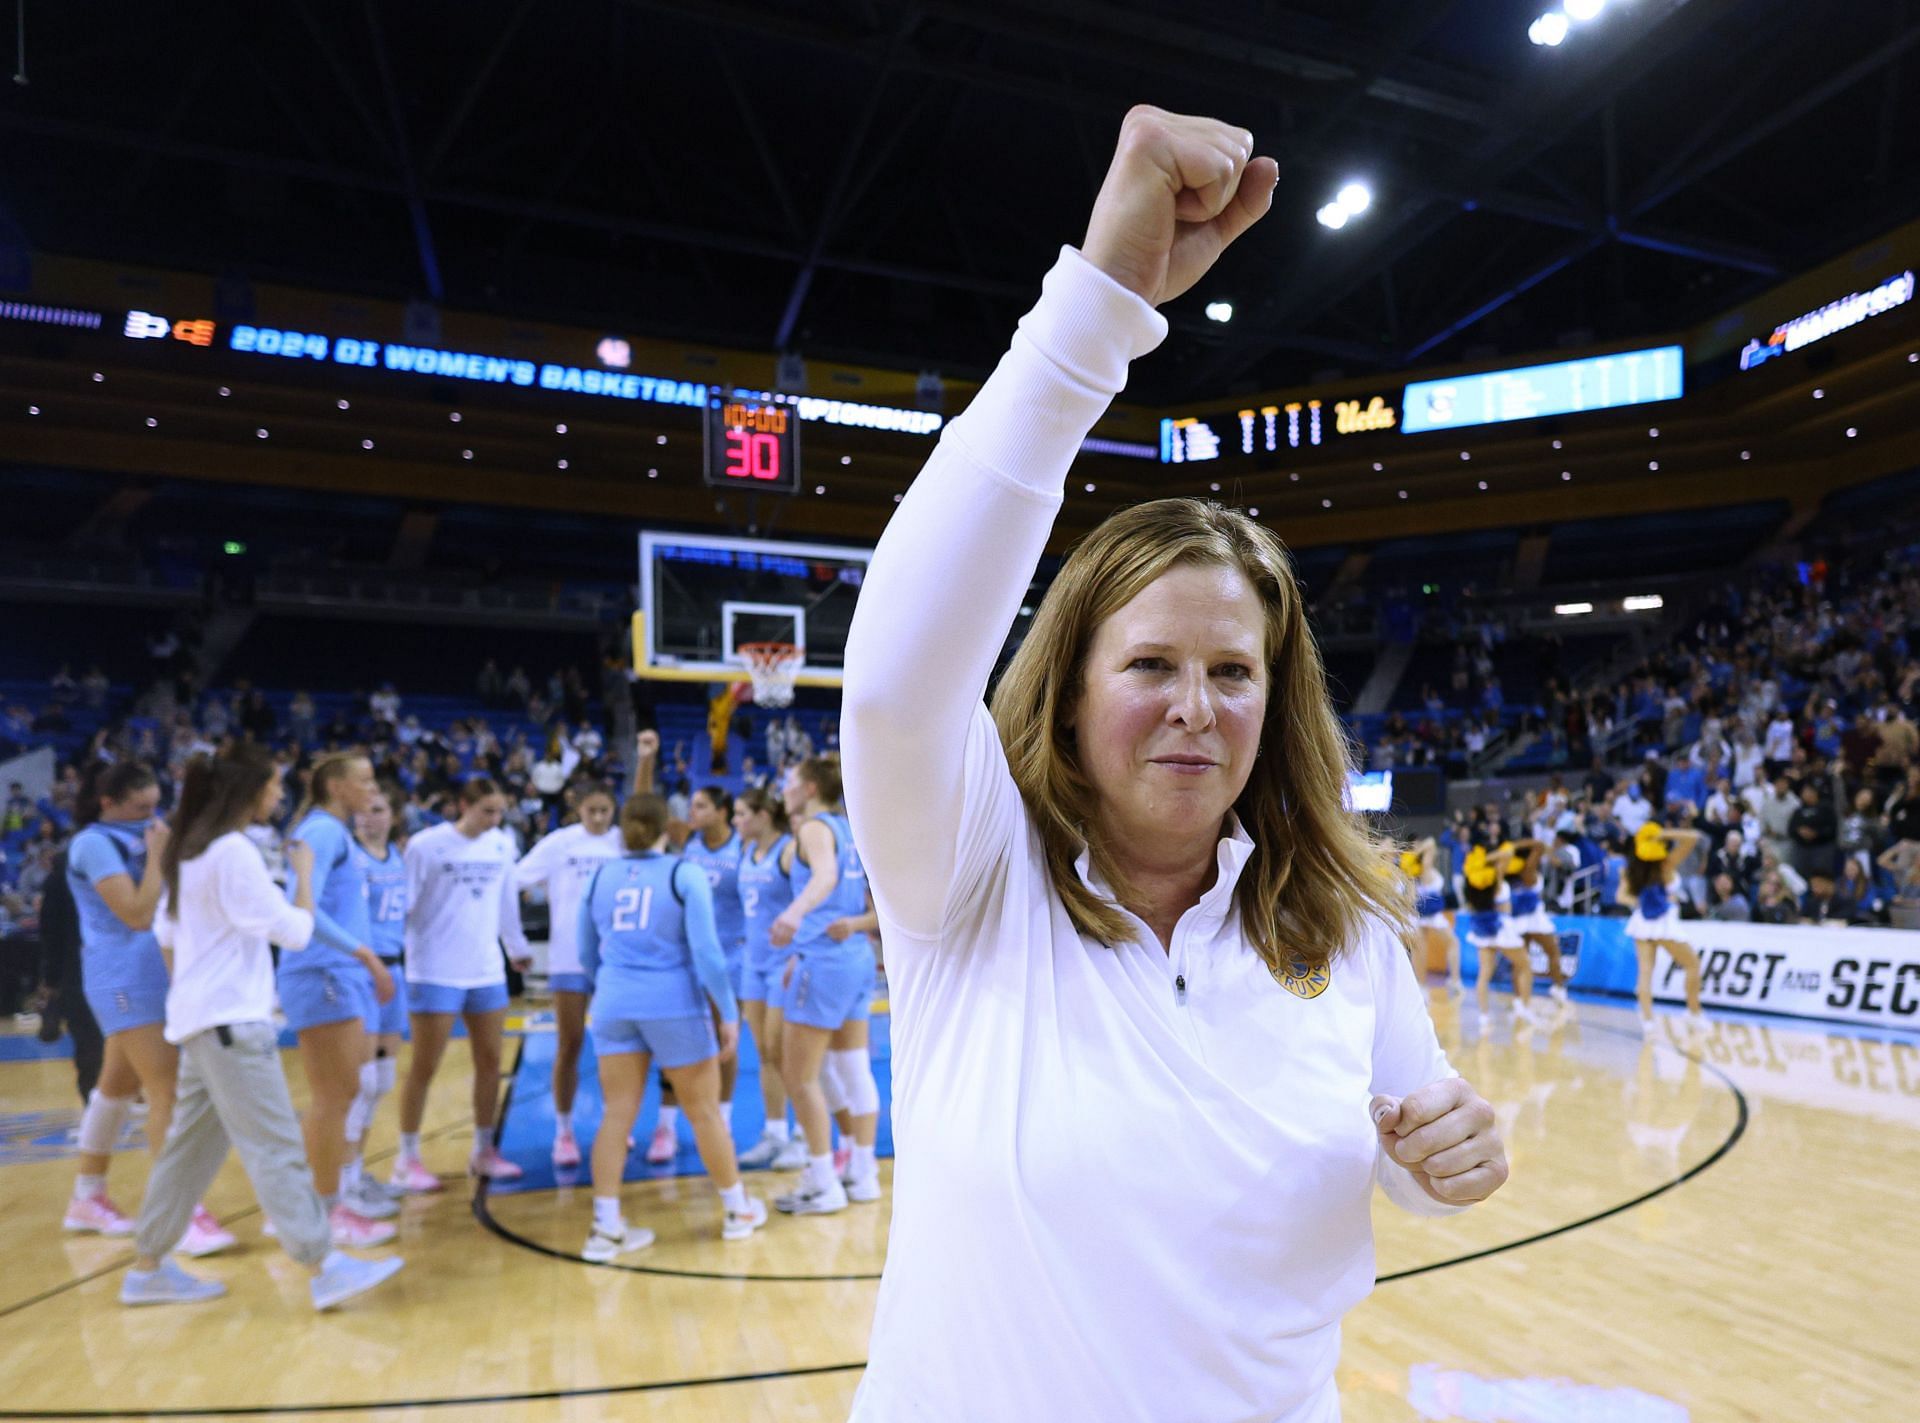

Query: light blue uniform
[67,819,169,1035]
[278,809,378,1033]
[784,813,875,1030]
[681,830,746,986]
[578,852,737,1068]
[737,834,795,1004]
[357,838,410,1038]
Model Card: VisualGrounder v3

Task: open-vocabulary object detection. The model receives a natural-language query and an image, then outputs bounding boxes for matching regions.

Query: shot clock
[702,392,801,494]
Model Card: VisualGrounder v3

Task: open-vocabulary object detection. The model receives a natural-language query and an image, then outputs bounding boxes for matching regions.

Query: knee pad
[373,1055,397,1096]
[77,1090,135,1154]
[829,1049,879,1117]
[820,1058,848,1114]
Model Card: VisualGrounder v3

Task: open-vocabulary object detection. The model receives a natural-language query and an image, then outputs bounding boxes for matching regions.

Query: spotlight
[1565,0,1604,19]
[1248,507,1260,517]
[648,468,659,478]
[555,423,567,435]
[1812,388,1825,399]
[362,439,374,450]
[1209,482,1221,492]
[1204,300,1234,323]
[1561,471,1572,481]
[1316,202,1350,230]
[450,411,462,422]
[840,455,852,465]
[1336,182,1372,216]
[1529,12,1569,45]
[814,485,826,495]
[1846,427,1858,438]
[337,399,350,411]
[145,417,157,428]
[461,448,473,460]
[1321,498,1332,508]
[256,428,268,439]
[557,458,569,469]
[1477,480,1488,490]
[1084,483,1097,493]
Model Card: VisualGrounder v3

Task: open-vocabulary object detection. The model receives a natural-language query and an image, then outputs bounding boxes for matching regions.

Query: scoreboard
[702,393,801,494]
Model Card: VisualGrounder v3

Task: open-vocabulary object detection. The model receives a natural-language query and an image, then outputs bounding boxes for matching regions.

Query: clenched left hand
[1369,1078,1508,1205]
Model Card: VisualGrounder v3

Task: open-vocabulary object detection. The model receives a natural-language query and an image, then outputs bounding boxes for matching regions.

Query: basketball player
[281,753,398,1246]
[1402,838,1460,996]
[391,777,531,1190]
[659,786,746,1161]
[342,782,408,1219]
[576,793,764,1258]
[514,782,622,1167]
[1620,822,1706,1035]
[770,758,883,1214]
[1503,836,1570,1009]
[731,785,801,1168]
[1461,844,1534,1024]
[62,762,234,1255]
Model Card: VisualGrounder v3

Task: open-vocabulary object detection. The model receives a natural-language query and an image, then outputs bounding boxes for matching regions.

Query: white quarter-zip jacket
[841,246,1467,1423]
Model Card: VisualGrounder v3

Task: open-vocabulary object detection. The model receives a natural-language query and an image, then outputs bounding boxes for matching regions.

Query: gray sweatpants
[134,1020,331,1267]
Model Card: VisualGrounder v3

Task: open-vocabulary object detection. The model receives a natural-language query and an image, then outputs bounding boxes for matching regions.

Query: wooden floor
[1,988,1915,1422]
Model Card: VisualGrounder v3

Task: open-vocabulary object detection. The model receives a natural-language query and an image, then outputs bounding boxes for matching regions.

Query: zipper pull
[1175,973,1187,1005]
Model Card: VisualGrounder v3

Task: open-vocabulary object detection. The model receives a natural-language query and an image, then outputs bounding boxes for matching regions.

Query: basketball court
[3,988,1913,1420]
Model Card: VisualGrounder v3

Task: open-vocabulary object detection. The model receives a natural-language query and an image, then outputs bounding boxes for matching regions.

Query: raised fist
[1081,105,1277,307]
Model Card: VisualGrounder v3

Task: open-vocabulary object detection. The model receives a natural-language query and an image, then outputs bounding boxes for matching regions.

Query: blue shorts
[549,972,592,997]
[738,956,785,1006]
[784,953,874,1030]
[591,1013,718,1068]
[410,980,510,1017]
[85,984,168,1038]
[279,961,378,1034]
[373,960,409,1038]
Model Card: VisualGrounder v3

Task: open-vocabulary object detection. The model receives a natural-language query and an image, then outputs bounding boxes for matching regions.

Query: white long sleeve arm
[841,247,1167,935]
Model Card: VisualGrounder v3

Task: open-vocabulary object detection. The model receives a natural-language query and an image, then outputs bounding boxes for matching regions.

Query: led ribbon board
[1399,346,1684,434]
[1738,271,1915,371]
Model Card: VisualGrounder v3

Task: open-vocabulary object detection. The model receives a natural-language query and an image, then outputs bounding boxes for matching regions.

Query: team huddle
[59,735,884,1308]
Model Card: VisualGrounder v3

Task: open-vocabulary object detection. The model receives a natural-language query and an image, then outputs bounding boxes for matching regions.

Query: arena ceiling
[1,0,1917,406]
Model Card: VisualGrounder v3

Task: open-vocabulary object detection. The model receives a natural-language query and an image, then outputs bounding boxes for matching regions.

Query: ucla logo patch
[1274,955,1330,1000]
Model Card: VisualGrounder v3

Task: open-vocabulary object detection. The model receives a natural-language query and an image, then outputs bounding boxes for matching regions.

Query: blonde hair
[990,498,1402,973]
[293,751,369,826]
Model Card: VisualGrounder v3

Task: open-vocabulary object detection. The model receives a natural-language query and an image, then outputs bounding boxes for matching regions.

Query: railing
[256,569,625,628]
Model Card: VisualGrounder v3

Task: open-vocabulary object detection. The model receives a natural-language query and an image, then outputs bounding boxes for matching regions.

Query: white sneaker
[774,1177,848,1216]
[1685,1011,1708,1034]
[1550,984,1570,1005]
[1512,1001,1535,1025]
[736,1134,784,1169]
[343,1177,400,1220]
[845,1172,882,1204]
[769,1137,812,1171]
[722,1196,768,1241]
[582,1223,655,1262]
[1640,1015,1658,1037]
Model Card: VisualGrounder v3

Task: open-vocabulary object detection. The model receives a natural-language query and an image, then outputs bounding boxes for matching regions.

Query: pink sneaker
[388,1158,444,1194]
[180,1205,238,1257]
[63,1191,135,1237]
[330,1204,398,1248]
[468,1147,524,1181]
[645,1122,675,1166]
[552,1131,581,1169]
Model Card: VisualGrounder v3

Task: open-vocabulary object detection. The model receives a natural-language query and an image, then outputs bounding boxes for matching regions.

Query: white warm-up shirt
[840,247,1466,1423]
[514,823,623,976]
[403,823,530,988]
[154,832,315,1045]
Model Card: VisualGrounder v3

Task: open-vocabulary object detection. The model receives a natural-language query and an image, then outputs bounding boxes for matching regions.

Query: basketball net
[738,642,801,708]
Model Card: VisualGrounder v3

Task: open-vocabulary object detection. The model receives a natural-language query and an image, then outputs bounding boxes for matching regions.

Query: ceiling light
[362,438,374,450]
[1649,460,1659,471]
[1247,507,1259,517]
[556,423,568,434]
[1565,0,1604,20]
[1372,461,1383,472]
[814,485,826,494]
[1321,498,1332,508]
[337,399,350,411]
[1529,12,1570,45]
[557,458,569,469]
[1812,388,1825,399]
[1648,427,1659,438]
[1478,480,1488,490]
[1289,471,1300,482]
[450,411,462,422]
[1846,427,1858,438]
[256,428,268,439]
[1398,489,1408,499]
[1460,451,1471,461]
[145,417,157,428]
[27,404,39,415]
[1336,182,1372,216]
[1317,202,1350,230]
[1623,594,1664,612]
[217,386,231,397]
[1555,602,1594,616]
[1740,450,1752,460]
[461,449,473,460]
[656,434,668,445]
[648,468,659,478]
[893,493,903,503]
[1209,482,1221,492]
[91,371,104,383]
[840,455,852,465]
[1084,483,1096,493]
[1561,471,1572,481]
[1204,300,1234,323]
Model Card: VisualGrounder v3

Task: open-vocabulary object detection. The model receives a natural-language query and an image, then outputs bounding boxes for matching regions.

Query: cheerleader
[1460,844,1535,1024]
[61,762,234,1256]
[1402,837,1460,996]
[390,777,532,1191]
[281,753,398,1247]
[662,786,746,1161]
[342,782,409,1218]
[576,794,764,1257]
[1503,837,1569,1008]
[1619,822,1706,1036]
[730,786,802,1170]
[513,782,622,1167]
[770,758,882,1214]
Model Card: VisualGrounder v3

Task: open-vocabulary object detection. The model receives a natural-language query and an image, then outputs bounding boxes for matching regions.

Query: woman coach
[841,107,1508,1421]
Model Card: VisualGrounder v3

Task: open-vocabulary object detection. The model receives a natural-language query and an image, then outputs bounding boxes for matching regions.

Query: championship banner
[1550,916,1920,1032]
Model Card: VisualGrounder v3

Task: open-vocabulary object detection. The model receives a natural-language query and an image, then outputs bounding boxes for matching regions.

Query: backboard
[634,530,874,689]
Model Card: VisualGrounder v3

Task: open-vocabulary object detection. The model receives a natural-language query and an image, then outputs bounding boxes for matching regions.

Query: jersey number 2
[612,887,654,933]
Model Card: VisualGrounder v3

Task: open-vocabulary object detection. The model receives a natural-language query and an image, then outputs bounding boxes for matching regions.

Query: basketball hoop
[738,642,801,708]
